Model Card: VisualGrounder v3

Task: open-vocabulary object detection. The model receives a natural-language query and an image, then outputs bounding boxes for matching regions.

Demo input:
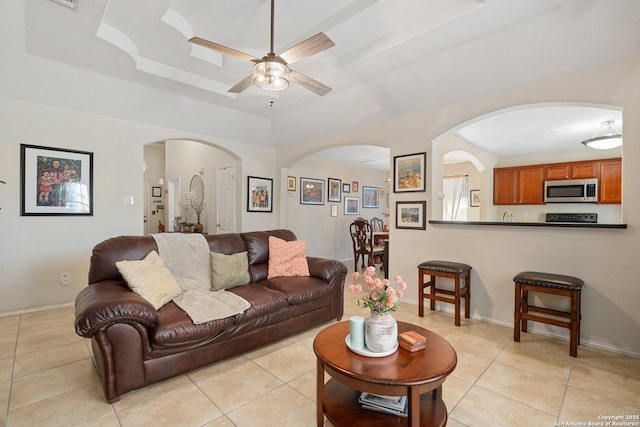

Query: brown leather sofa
[74,229,347,402]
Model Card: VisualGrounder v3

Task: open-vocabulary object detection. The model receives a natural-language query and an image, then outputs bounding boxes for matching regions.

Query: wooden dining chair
[370,217,383,232]
[350,219,372,270]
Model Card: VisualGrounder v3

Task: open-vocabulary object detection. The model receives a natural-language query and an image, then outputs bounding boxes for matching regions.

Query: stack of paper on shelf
[398,330,426,352]
[358,392,408,417]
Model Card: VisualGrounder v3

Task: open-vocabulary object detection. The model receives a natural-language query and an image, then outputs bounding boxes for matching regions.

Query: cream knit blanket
[152,233,250,324]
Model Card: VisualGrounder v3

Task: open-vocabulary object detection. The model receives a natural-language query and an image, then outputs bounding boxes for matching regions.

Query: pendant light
[581,120,622,149]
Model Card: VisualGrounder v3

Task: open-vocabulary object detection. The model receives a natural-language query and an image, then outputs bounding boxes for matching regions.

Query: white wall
[0,97,276,314]
[285,156,389,260]
[276,59,640,357]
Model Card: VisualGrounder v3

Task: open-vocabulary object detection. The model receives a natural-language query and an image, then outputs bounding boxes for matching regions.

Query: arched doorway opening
[281,144,391,267]
[432,103,622,223]
[143,139,242,235]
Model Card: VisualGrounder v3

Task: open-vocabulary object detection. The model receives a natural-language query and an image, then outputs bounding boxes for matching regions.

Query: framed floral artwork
[394,152,426,193]
[20,144,93,216]
[396,201,426,230]
[247,176,273,212]
[328,178,342,202]
[362,186,379,208]
[344,196,360,215]
[300,177,324,205]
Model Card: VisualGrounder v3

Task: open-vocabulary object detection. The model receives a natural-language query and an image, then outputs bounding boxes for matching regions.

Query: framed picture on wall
[331,204,338,217]
[352,181,359,192]
[362,186,379,208]
[470,189,480,207]
[344,196,360,215]
[20,144,93,216]
[328,178,342,202]
[394,152,426,193]
[300,177,324,205]
[152,186,162,198]
[287,176,296,191]
[396,201,426,230]
[342,183,350,193]
[247,176,273,212]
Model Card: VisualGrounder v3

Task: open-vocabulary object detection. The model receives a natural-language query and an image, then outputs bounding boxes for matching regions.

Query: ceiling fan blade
[289,70,331,96]
[279,32,335,65]
[228,75,255,93]
[189,37,259,62]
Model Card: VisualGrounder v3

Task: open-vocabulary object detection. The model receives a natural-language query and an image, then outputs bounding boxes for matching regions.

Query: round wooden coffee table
[314,320,457,427]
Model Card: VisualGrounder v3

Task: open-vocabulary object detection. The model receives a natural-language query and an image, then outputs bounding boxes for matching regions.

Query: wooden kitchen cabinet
[493,165,544,205]
[545,160,599,180]
[599,158,622,204]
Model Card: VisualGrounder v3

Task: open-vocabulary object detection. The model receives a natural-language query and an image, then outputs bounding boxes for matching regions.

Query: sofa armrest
[307,257,348,282]
[74,281,159,338]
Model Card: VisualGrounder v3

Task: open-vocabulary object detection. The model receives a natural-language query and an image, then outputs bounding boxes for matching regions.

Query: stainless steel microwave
[544,178,598,203]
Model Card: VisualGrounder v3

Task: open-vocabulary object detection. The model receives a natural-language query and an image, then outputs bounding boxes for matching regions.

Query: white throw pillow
[116,250,182,309]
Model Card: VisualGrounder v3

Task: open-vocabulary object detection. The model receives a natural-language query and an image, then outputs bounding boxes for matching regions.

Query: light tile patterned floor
[1,265,639,426]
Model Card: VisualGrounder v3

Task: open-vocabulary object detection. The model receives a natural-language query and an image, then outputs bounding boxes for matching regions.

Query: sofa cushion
[263,276,333,305]
[115,251,182,309]
[210,251,250,290]
[229,283,290,322]
[151,302,234,344]
[267,236,310,279]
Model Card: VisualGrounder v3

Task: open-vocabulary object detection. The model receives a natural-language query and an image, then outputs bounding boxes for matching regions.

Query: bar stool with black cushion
[513,271,584,357]
[418,260,472,326]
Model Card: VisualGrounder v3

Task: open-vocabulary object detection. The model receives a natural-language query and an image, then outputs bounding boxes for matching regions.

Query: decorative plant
[178,191,205,223]
[349,266,407,315]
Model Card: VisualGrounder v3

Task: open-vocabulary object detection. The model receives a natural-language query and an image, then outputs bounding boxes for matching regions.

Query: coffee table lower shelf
[322,379,447,427]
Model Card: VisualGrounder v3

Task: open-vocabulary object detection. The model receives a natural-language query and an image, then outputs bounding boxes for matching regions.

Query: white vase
[364,312,398,353]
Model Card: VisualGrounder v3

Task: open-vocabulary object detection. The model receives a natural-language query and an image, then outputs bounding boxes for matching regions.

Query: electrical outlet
[60,272,69,286]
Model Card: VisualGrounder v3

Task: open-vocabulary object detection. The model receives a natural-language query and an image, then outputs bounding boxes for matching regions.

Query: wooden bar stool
[418,261,472,326]
[513,271,584,357]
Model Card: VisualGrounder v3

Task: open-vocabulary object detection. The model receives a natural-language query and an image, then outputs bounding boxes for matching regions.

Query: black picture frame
[328,178,342,202]
[394,152,426,193]
[20,144,93,216]
[152,186,162,198]
[300,177,324,205]
[342,183,350,193]
[396,201,426,230]
[247,176,273,212]
[470,189,480,207]
[362,186,379,208]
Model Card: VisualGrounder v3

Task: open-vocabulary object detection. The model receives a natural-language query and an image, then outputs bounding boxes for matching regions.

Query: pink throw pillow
[267,236,310,279]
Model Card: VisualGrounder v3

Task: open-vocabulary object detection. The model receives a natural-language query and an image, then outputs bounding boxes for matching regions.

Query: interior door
[143,183,149,235]
[216,165,235,234]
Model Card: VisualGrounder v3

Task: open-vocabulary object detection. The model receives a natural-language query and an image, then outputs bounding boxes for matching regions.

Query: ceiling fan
[189,0,335,96]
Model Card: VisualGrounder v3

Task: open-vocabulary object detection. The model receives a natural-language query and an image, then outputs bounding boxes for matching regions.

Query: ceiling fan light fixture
[253,60,289,91]
[581,120,623,149]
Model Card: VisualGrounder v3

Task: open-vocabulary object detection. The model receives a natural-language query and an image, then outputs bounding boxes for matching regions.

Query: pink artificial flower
[348,284,356,293]
[370,292,379,301]
[353,272,360,280]
[355,284,362,292]
[397,290,404,298]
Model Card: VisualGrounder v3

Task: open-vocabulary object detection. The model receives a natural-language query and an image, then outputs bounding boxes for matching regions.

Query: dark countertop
[428,220,627,229]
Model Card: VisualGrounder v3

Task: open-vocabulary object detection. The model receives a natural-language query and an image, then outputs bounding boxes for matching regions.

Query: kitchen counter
[428,220,627,229]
